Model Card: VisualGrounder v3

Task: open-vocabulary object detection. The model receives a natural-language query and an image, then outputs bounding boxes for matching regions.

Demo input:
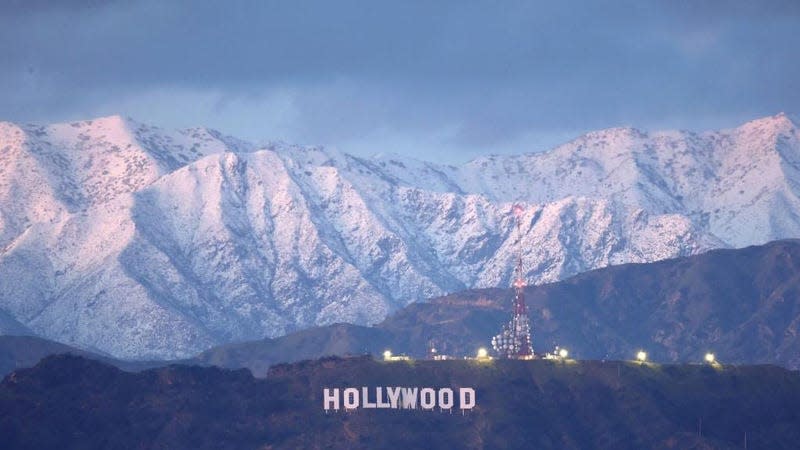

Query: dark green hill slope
[2,355,800,449]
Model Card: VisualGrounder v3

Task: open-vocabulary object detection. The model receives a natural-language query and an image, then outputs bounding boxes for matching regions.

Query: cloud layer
[2,0,799,161]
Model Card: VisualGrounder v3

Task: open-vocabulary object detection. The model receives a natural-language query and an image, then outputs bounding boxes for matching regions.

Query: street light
[636,350,647,362]
[705,352,715,364]
[477,348,489,359]
[383,350,392,360]
[558,348,569,359]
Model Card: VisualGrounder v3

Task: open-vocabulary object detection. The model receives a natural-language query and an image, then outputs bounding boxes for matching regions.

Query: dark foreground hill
[2,354,800,449]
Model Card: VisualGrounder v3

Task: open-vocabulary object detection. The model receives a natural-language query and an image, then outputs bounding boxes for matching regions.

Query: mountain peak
[55,114,133,132]
[581,126,648,141]
[737,112,797,134]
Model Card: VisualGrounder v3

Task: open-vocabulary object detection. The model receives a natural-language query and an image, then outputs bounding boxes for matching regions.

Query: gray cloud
[1,0,798,162]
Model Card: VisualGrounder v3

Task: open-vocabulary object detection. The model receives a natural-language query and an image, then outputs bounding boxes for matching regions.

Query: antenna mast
[491,204,534,359]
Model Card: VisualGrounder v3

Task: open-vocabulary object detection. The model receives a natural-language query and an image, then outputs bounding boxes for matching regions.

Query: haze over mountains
[0,113,798,359]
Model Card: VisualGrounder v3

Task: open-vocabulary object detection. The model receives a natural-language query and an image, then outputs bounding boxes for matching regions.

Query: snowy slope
[0,113,796,358]
[456,113,800,246]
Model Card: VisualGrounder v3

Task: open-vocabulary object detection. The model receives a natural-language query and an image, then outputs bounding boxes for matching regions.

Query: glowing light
[636,350,647,362]
[705,352,715,363]
[558,348,569,359]
[477,348,489,359]
[383,350,392,360]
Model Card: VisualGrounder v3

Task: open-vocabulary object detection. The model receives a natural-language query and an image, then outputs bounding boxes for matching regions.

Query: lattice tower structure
[491,204,534,359]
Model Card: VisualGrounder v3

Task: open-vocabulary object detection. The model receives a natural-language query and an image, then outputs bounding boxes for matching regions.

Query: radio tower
[491,204,534,359]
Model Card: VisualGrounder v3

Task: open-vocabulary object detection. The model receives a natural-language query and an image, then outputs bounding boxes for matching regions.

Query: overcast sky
[1,0,799,162]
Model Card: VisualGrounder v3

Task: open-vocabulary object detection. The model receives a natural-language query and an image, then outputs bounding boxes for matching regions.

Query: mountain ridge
[3,239,800,376]
[193,239,800,374]
[0,113,798,358]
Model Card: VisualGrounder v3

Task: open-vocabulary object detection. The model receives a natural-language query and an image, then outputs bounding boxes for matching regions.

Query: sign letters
[323,386,476,412]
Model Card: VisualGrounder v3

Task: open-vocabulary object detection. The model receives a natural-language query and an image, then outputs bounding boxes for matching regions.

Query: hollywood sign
[323,386,476,412]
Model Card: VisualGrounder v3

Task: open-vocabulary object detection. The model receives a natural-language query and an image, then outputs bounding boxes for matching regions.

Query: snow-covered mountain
[0,113,797,359]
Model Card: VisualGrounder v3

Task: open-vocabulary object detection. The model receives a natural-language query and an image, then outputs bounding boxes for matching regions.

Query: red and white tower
[491,204,534,359]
